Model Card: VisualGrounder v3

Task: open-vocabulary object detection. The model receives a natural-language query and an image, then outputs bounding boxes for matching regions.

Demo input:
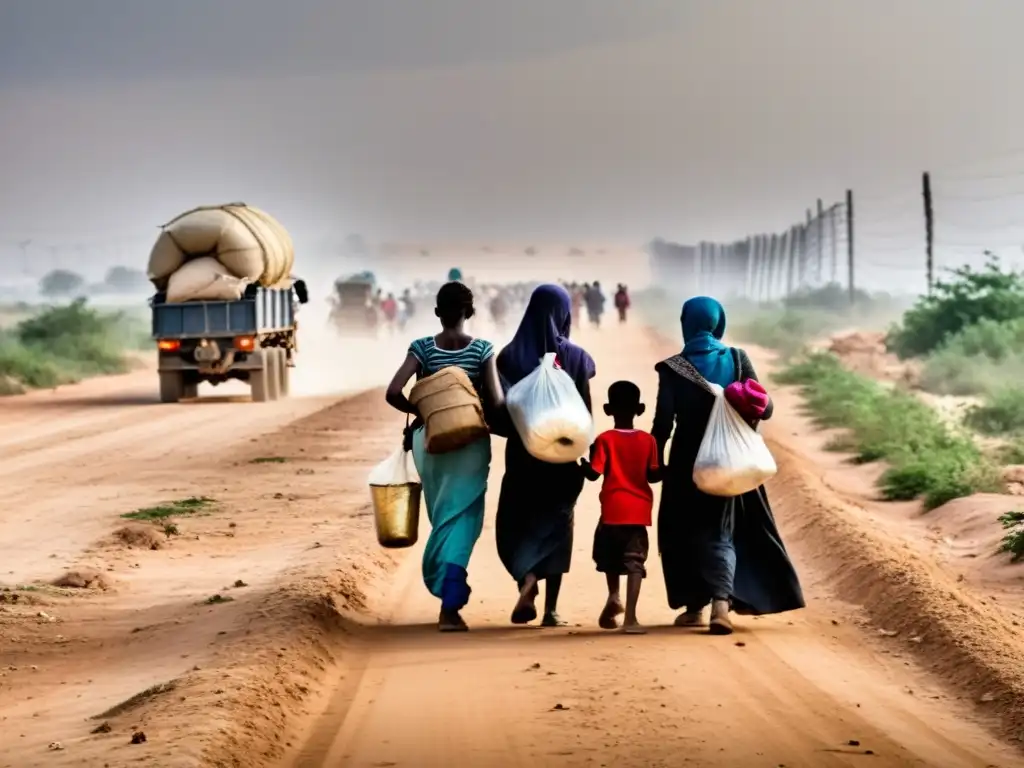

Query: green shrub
[777,352,999,508]
[998,511,1024,562]
[886,258,1024,359]
[731,308,835,358]
[964,387,1024,436]
[0,299,145,394]
[919,317,1024,396]
[782,282,873,310]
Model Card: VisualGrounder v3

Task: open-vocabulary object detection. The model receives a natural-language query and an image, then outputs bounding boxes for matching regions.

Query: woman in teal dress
[386,281,505,631]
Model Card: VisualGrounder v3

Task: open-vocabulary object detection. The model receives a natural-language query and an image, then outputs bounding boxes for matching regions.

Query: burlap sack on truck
[147,204,294,289]
[165,256,250,303]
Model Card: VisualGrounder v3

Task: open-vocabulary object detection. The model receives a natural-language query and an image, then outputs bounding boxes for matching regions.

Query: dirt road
[2,321,1021,767]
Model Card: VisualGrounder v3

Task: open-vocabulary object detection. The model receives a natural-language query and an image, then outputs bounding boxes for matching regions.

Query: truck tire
[159,372,184,403]
[278,348,291,398]
[250,350,273,403]
[182,379,199,400]
[266,348,282,401]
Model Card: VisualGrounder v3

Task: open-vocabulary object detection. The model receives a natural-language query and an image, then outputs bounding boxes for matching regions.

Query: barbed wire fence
[647,193,853,303]
[646,148,1024,305]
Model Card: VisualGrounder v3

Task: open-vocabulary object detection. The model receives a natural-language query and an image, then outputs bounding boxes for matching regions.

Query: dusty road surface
[2,319,1022,768]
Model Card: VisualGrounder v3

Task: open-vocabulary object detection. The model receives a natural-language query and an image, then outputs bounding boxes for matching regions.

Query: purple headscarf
[497,284,596,389]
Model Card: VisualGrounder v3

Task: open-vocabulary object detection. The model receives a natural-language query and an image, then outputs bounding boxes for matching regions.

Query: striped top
[409,336,494,386]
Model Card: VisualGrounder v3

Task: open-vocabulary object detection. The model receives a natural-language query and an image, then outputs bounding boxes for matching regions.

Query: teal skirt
[411,428,491,611]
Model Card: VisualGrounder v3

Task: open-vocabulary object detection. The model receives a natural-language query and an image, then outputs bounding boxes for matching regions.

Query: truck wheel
[266,348,282,401]
[250,350,272,403]
[159,372,184,403]
[278,349,291,398]
[182,379,199,400]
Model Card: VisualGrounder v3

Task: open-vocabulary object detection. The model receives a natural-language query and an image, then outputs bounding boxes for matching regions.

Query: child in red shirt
[581,380,661,634]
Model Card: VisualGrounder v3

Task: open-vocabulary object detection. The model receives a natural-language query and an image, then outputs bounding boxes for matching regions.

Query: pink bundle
[725,378,770,420]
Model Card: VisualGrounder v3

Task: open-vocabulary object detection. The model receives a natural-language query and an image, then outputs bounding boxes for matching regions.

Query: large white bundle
[148,204,294,290]
[165,257,250,303]
[506,352,595,463]
[692,384,777,496]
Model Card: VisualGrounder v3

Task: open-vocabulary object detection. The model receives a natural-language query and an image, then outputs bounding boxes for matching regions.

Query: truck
[151,280,309,403]
[328,271,378,333]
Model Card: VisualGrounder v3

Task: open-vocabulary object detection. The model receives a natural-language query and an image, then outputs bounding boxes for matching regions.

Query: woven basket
[409,366,488,454]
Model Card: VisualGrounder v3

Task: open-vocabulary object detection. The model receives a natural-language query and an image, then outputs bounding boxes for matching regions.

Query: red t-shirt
[590,429,659,526]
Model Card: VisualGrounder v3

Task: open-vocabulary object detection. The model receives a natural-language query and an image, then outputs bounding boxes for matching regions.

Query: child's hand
[579,457,600,482]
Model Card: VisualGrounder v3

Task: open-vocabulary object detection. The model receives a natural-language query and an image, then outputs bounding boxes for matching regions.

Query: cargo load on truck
[148,203,307,404]
[147,203,295,302]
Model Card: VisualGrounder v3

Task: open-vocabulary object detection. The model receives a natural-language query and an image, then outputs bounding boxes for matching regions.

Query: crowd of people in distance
[360,278,634,338]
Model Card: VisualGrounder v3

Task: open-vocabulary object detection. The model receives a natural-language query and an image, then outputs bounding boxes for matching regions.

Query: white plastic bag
[692,383,777,496]
[367,447,421,487]
[506,352,595,463]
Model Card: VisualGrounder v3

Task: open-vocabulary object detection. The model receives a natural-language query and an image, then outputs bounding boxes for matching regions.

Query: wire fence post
[816,198,825,285]
[846,188,855,304]
[923,171,934,294]
[787,226,797,295]
[829,204,839,283]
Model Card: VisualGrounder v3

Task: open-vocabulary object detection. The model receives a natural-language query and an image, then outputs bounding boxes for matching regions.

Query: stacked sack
[147,204,295,303]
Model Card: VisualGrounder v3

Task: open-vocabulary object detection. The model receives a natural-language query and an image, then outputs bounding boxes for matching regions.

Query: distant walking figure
[614,284,630,323]
[585,281,606,328]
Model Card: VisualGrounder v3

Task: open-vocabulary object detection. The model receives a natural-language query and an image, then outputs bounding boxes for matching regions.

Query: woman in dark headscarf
[652,296,804,635]
[496,284,596,627]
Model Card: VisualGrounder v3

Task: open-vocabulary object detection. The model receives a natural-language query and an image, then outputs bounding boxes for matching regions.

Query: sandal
[439,609,469,632]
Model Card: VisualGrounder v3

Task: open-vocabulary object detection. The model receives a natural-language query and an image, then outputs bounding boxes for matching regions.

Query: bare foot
[511,581,539,625]
[541,612,568,628]
[599,598,624,629]
[622,622,647,635]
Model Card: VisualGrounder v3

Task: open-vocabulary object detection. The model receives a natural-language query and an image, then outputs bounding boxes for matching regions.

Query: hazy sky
[2,0,1024,286]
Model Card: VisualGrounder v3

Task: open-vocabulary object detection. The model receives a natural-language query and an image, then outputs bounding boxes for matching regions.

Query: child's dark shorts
[592,522,649,577]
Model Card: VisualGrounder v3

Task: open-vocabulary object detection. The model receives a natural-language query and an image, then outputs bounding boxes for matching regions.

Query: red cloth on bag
[725,378,769,420]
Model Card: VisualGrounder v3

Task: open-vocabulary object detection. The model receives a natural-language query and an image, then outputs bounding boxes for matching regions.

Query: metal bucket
[370,482,422,548]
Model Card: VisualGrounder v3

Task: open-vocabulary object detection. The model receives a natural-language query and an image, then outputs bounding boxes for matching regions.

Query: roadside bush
[776,352,999,508]
[782,282,873,311]
[886,258,1024,359]
[731,308,835,358]
[964,387,1024,436]
[998,511,1024,562]
[918,317,1024,396]
[0,299,145,393]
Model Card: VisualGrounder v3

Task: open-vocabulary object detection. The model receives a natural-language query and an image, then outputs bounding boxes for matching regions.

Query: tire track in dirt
[0,383,405,768]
